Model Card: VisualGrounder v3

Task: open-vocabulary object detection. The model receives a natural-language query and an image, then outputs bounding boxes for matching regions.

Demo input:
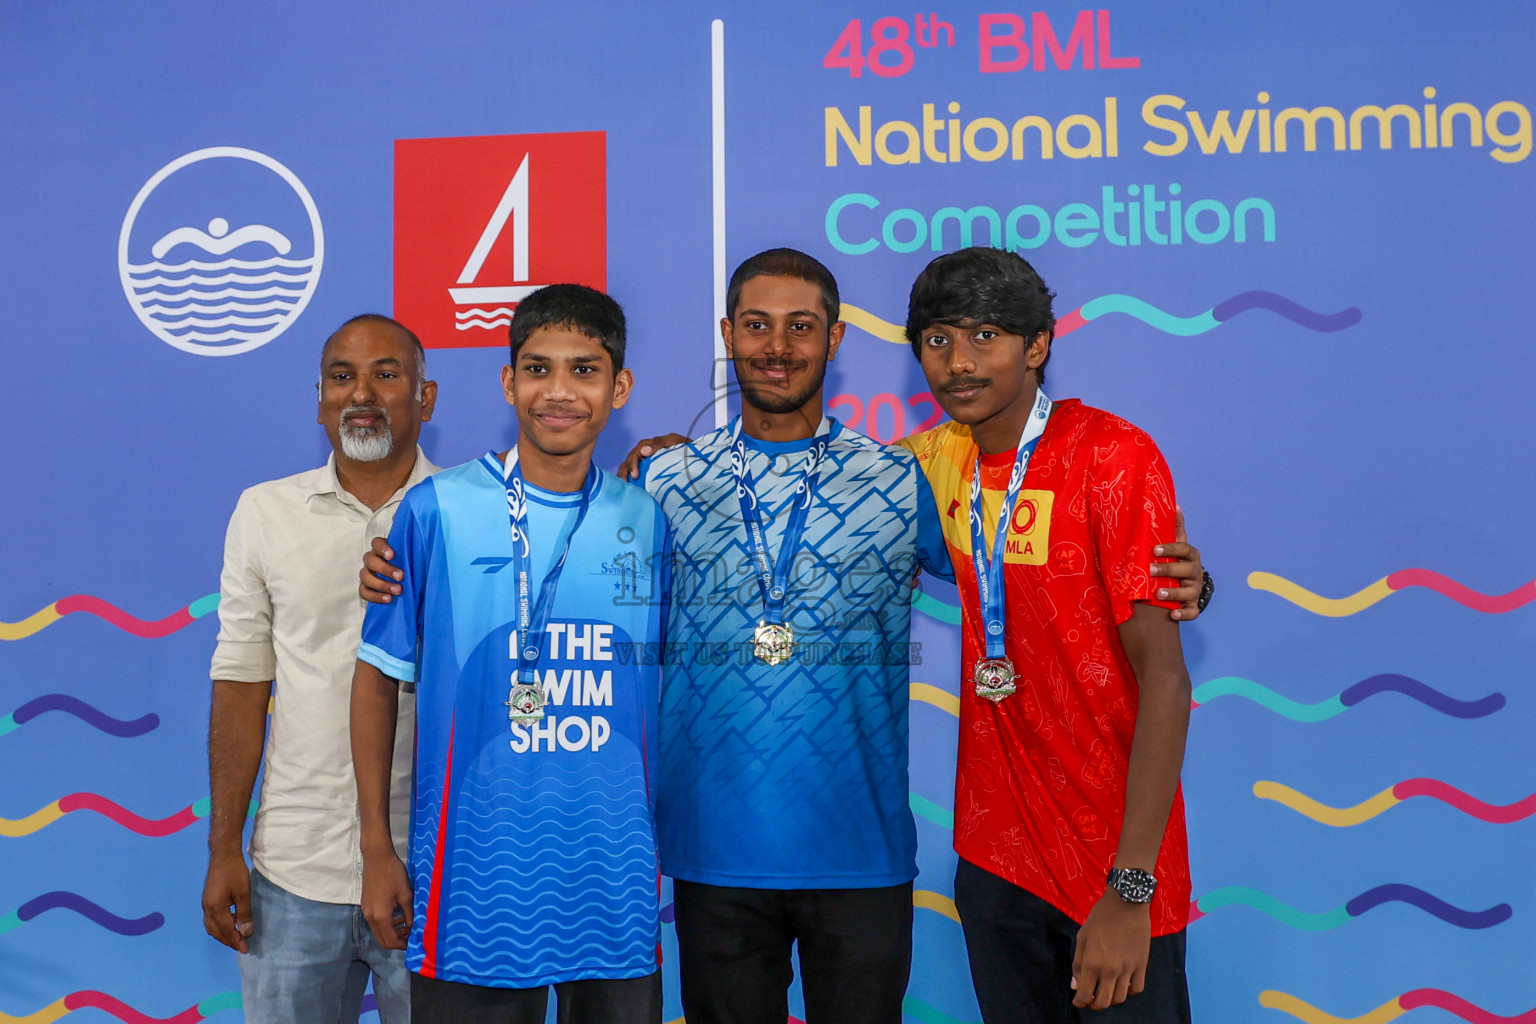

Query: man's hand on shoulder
[201,851,254,953]
[1152,506,1207,621]
[617,433,691,481]
[360,536,402,605]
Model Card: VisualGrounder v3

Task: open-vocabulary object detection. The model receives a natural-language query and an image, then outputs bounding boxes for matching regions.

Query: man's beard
[339,404,395,462]
[736,358,827,416]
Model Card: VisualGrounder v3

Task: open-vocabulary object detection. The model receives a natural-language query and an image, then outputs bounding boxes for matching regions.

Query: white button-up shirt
[210,448,437,904]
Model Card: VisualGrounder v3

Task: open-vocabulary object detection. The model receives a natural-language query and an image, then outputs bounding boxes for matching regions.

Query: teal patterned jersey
[639,418,951,888]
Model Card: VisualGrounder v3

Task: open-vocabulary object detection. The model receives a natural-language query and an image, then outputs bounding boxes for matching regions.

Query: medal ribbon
[731,416,832,626]
[503,447,598,685]
[969,390,1053,661]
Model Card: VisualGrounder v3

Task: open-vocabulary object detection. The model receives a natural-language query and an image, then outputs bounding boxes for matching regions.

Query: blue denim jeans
[240,869,410,1024]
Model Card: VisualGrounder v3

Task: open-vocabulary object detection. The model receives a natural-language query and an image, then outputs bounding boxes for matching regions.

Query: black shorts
[409,968,661,1024]
[954,858,1192,1024]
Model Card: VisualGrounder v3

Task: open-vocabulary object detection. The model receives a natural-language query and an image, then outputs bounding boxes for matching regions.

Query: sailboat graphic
[119,147,324,357]
[451,154,550,331]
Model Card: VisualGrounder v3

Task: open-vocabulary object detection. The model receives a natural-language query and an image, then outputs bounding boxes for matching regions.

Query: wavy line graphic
[1188,884,1510,930]
[910,682,960,717]
[0,593,219,641]
[0,695,160,738]
[0,892,164,936]
[1255,779,1536,826]
[911,590,961,624]
[0,795,254,838]
[1190,675,1504,721]
[1260,989,1536,1024]
[914,889,961,924]
[844,290,1359,345]
[1249,570,1536,617]
[0,990,240,1023]
[910,792,955,830]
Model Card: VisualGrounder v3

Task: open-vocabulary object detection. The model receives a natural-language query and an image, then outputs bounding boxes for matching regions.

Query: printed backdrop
[2,3,1532,1023]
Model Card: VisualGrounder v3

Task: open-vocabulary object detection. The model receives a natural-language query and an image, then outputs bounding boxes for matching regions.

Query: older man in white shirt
[203,314,438,1024]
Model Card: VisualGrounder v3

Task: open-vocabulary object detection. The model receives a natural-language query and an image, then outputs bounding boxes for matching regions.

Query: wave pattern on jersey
[433,757,657,983]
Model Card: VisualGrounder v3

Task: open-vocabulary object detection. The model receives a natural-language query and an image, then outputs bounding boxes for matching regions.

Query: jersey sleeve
[913,465,955,583]
[357,485,434,683]
[210,490,276,683]
[1090,424,1180,625]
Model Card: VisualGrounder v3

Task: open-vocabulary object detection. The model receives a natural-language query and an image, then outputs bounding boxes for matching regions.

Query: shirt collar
[309,445,437,510]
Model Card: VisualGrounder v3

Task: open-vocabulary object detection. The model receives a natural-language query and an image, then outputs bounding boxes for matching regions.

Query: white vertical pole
[711,18,728,429]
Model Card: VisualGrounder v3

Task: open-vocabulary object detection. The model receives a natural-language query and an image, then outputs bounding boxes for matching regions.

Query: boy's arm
[1072,605,1191,1010]
[351,659,412,951]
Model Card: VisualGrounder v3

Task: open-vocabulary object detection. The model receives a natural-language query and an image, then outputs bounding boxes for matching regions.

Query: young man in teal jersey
[351,285,670,1024]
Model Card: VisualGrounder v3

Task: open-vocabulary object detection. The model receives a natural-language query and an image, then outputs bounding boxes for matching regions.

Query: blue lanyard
[731,416,832,625]
[503,448,597,684]
[968,391,1052,661]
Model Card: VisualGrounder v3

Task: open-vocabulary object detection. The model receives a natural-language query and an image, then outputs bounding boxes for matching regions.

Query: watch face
[1109,868,1157,904]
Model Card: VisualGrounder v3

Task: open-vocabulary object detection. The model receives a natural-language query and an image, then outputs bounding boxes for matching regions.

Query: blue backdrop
[2,3,1532,1023]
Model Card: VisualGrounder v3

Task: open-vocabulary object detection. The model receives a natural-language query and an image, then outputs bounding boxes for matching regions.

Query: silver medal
[505,682,546,723]
[752,622,796,667]
[973,657,1017,702]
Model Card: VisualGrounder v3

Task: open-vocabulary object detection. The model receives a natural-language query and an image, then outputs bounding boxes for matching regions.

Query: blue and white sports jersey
[640,418,950,888]
[358,452,670,988]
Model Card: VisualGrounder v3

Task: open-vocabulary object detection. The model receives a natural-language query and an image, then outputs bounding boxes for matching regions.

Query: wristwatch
[1106,867,1158,904]
[1197,571,1215,613]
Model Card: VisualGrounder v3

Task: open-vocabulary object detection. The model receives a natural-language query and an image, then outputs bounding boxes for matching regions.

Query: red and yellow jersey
[900,398,1190,935]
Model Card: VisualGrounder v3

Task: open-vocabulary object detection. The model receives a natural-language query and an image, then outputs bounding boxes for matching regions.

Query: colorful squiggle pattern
[1249,570,1536,617]
[1255,779,1536,826]
[911,590,960,624]
[0,892,164,937]
[914,889,961,924]
[0,991,239,1023]
[1261,988,1536,1024]
[910,683,960,717]
[0,695,160,738]
[0,594,219,641]
[1191,675,1504,722]
[843,290,1359,346]
[1188,884,1510,930]
[0,795,254,838]
[910,792,955,830]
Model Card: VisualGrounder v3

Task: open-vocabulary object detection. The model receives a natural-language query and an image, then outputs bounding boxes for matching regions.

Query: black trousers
[410,969,661,1024]
[954,859,1191,1024]
[672,879,914,1024]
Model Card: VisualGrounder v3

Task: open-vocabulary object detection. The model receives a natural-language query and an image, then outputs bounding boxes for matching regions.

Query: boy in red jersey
[898,248,1193,1023]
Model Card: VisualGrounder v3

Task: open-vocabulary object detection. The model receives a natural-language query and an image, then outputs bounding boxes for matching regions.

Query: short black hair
[324,313,427,395]
[726,248,840,323]
[508,284,627,371]
[904,248,1056,382]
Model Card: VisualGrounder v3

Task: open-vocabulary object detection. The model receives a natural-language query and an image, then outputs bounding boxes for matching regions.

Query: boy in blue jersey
[350,285,670,1024]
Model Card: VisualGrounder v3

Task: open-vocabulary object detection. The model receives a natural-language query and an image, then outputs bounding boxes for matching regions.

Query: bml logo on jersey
[119,147,324,356]
[394,132,606,349]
